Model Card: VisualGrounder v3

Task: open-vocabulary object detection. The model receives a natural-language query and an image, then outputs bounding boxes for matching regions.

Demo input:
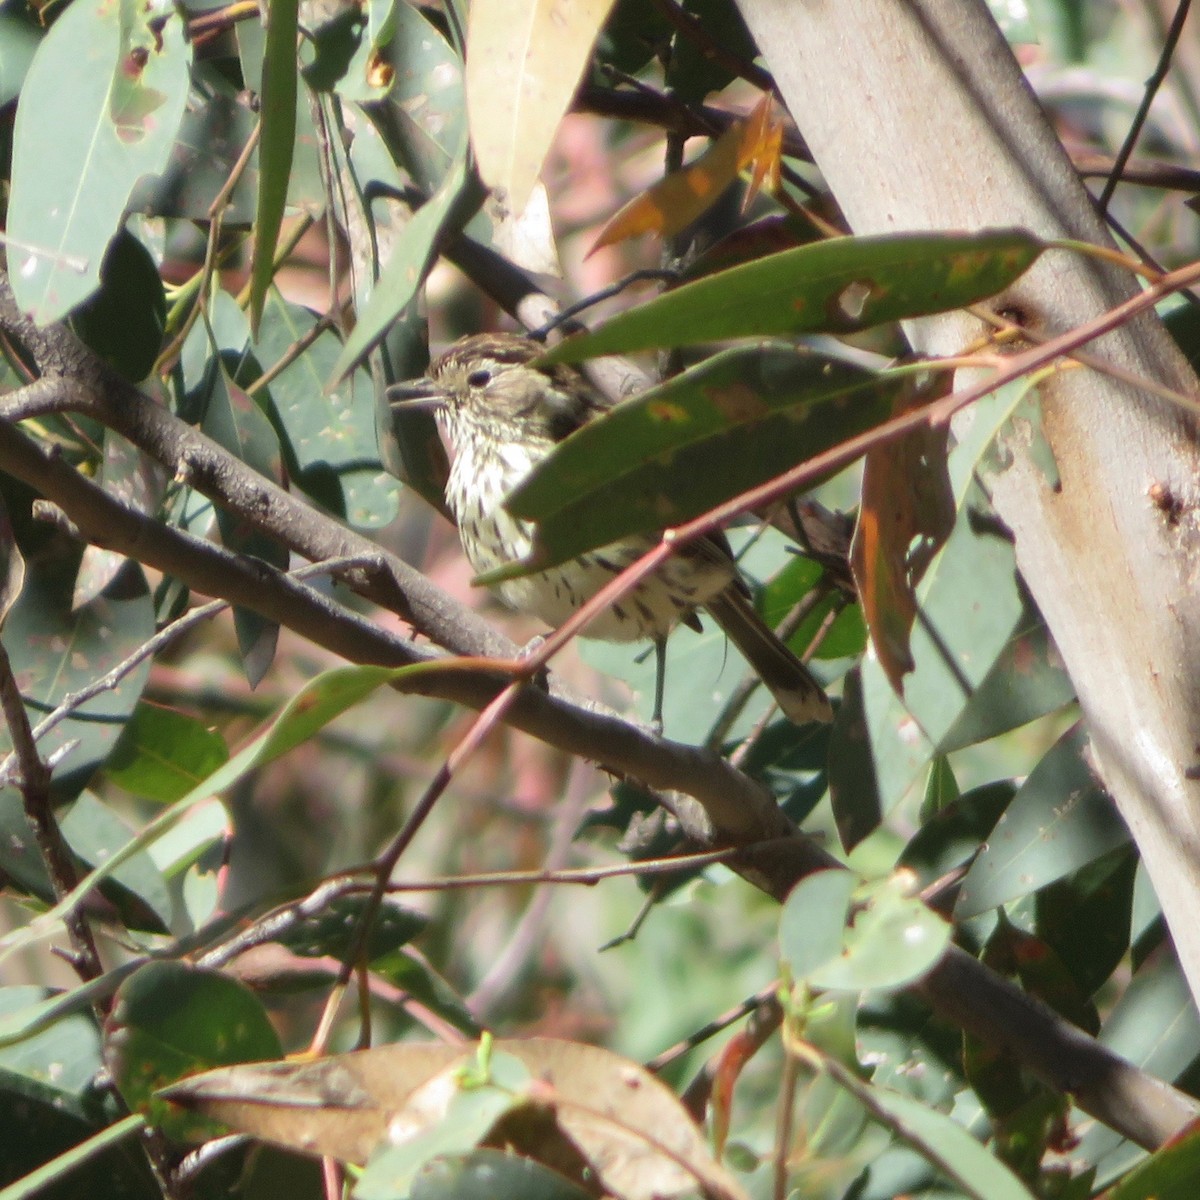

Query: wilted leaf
[589,93,780,255]
[0,491,25,629]
[161,1038,748,1200]
[709,1033,758,1158]
[851,384,955,692]
[466,0,617,216]
[740,93,783,209]
[854,478,1025,826]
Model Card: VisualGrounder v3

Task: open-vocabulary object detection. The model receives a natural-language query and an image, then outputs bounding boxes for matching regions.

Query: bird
[389,332,832,728]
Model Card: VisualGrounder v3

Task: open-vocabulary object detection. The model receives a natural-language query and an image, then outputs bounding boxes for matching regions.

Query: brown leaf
[738,94,783,212]
[589,94,779,256]
[851,382,955,693]
[0,491,25,629]
[161,1038,748,1200]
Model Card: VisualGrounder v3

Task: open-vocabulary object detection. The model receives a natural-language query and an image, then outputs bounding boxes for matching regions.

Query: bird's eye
[466,369,492,388]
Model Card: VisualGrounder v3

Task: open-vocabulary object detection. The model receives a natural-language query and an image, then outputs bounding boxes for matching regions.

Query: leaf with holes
[541,229,1044,362]
[8,0,189,322]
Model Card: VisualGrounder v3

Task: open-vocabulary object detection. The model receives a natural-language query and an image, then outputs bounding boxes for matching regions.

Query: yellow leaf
[589,94,782,256]
[467,0,617,217]
[738,94,783,211]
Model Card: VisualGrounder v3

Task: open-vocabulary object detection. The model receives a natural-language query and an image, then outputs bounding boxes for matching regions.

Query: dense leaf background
[1,1,1200,1198]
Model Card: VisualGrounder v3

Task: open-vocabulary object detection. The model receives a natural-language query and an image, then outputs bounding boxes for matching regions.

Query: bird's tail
[705,588,832,725]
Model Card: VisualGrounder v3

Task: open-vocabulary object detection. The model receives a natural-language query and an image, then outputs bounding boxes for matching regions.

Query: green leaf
[356,1068,529,1200]
[0,987,103,1102]
[255,292,400,528]
[180,288,254,403]
[248,0,299,333]
[68,229,165,383]
[807,881,951,993]
[1106,1128,1200,1200]
[0,663,436,960]
[205,360,284,477]
[0,1105,152,1200]
[130,63,258,222]
[361,0,466,190]
[278,894,428,966]
[665,0,756,102]
[369,953,481,1038]
[852,1084,1038,1200]
[8,0,189,322]
[331,141,473,382]
[314,0,394,101]
[779,870,857,980]
[201,366,288,684]
[501,343,906,575]
[0,547,154,805]
[0,12,41,107]
[826,668,884,849]
[787,873,955,993]
[1036,847,1136,998]
[852,479,1025,829]
[60,794,172,933]
[106,704,229,805]
[1077,948,1200,1183]
[1100,950,1200,1085]
[938,605,1075,752]
[780,871,951,993]
[539,229,1044,362]
[300,0,369,93]
[409,1150,596,1200]
[956,723,1130,918]
[900,780,1015,888]
[107,962,282,1142]
[760,555,865,661]
[73,428,167,609]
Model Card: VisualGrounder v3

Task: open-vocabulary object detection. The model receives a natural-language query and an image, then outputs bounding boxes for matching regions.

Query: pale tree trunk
[735,0,1200,1001]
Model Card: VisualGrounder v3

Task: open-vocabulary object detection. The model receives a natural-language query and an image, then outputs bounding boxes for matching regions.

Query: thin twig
[650,980,782,1074]
[1098,0,1192,211]
[310,677,532,1054]
[0,545,381,786]
[0,640,104,987]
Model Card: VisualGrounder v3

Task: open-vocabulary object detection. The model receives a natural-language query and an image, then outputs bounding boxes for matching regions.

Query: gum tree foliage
[2,1,1200,1198]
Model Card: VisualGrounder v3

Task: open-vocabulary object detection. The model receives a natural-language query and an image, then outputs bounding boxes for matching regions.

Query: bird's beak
[386,379,445,411]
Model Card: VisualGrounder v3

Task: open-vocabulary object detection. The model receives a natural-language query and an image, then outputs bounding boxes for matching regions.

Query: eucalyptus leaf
[541,229,1044,362]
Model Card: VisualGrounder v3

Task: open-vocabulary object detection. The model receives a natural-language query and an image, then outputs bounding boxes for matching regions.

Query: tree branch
[1,276,1195,1149]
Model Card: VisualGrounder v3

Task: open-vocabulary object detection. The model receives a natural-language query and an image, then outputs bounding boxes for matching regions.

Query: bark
[735,0,1200,1004]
